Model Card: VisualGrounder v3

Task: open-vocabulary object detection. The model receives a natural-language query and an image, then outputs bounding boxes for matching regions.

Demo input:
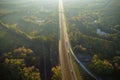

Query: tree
[113,56,120,70]
[22,66,40,80]
[51,66,62,80]
[91,55,113,75]
[0,47,41,80]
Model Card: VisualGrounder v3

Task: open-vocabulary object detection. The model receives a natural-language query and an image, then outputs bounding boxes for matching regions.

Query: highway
[58,0,100,80]
[58,0,77,80]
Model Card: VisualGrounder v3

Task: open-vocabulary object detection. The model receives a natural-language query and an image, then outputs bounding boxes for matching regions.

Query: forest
[64,0,120,79]
[0,0,120,80]
[0,0,59,80]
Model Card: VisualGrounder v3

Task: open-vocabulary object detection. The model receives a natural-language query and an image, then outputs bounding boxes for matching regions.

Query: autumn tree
[91,55,113,75]
[113,56,120,70]
[0,47,41,80]
[51,66,62,80]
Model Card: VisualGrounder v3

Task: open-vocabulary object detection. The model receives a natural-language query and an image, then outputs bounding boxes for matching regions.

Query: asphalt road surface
[58,0,77,80]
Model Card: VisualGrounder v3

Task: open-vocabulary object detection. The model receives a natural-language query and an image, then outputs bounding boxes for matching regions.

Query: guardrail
[69,48,99,80]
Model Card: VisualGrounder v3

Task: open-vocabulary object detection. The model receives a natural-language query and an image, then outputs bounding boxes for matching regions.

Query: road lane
[58,0,77,80]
